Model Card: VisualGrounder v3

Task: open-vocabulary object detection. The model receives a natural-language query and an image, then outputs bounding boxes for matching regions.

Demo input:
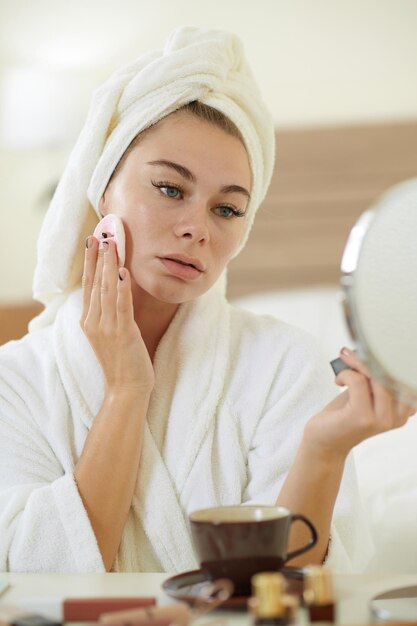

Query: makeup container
[99,604,190,626]
[99,579,233,626]
[303,566,335,623]
[250,573,289,626]
[15,598,156,622]
[282,595,299,625]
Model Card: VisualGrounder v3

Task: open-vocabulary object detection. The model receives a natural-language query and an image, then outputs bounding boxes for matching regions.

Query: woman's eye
[161,185,181,198]
[217,206,234,218]
[213,206,244,219]
[151,181,183,199]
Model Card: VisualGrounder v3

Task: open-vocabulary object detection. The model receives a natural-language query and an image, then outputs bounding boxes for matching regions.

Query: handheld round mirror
[338,177,417,406]
[370,585,417,622]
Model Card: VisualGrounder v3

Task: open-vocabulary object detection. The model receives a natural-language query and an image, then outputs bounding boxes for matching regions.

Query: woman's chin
[133,276,212,304]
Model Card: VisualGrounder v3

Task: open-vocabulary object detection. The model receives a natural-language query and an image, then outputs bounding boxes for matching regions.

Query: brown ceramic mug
[189,505,318,595]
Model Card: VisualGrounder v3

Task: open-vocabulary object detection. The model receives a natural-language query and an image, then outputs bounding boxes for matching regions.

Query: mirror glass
[340,177,417,406]
[370,585,417,622]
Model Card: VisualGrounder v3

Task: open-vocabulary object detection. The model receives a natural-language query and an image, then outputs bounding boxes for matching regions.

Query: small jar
[283,594,299,625]
[303,566,335,623]
[250,572,289,626]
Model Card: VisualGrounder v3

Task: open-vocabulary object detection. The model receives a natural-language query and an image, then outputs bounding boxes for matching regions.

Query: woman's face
[99,110,252,304]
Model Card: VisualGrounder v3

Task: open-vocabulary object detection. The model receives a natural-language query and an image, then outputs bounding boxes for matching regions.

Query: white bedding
[232,286,417,574]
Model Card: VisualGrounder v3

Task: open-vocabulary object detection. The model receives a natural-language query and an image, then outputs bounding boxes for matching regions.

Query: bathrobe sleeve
[240,327,375,572]
[0,339,105,573]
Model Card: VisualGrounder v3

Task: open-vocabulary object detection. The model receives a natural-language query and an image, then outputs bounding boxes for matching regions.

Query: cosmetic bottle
[303,566,335,623]
[282,594,299,625]
[250,572,289,626]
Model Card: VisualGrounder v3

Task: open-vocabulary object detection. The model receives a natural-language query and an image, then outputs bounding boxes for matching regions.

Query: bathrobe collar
[53,287,230,571]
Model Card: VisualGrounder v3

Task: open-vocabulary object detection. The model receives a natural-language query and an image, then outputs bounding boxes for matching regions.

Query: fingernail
[119,268,126,281]
[101,240,109,251]
[341,347,351,356]
[85,236,93,249]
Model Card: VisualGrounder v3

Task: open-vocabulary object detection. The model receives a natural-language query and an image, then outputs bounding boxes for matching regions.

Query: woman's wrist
[299,426,348,469]
[104,384,153,406]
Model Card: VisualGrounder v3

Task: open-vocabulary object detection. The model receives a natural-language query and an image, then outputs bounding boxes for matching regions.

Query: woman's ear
[98,191,108,218]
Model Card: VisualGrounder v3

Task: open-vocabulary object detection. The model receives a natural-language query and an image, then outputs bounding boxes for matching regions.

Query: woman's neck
[131,284,180,362]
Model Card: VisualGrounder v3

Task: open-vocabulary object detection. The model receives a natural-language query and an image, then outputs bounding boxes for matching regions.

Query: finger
[100,239,118,328]
[369,378,417,429]
[324,388,350,411]
[336,368,374,421]
[369,378,395,430]
[88,241,106,323]
[394,398,417,426]
[339,347,372,379]
[81,236,99,323]
[117,267,135,327]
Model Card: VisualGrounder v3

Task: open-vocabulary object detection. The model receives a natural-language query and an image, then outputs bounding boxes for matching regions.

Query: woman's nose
[173,206,210,244]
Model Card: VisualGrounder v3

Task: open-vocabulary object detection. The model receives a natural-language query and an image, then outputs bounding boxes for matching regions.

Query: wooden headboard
[0,301,43,345]
[226,120,417,299]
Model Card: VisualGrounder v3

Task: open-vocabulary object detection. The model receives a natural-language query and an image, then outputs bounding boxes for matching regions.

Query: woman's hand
[80,236,155,395]
[304,347,416,461]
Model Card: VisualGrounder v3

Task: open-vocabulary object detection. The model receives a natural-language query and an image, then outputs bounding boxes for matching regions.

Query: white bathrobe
[0,287,374,573]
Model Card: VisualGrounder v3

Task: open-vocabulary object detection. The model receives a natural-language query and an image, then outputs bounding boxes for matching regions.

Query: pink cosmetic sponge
[93,214,126,267]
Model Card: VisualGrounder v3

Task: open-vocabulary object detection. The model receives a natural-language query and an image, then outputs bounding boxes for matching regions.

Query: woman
[0,26,413,574]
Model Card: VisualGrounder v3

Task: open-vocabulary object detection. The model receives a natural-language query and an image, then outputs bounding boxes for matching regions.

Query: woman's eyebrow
[221,184,251,201]
[146,159,251,200]
[147,159,195,182]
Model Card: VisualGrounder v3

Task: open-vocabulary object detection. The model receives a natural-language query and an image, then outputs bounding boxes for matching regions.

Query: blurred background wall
[1,0,417,301]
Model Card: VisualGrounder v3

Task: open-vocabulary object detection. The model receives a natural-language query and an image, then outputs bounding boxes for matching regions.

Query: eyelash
[151,180,246,219]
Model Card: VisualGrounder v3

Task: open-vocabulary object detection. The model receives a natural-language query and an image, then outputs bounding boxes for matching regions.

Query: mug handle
[285,513,318,562]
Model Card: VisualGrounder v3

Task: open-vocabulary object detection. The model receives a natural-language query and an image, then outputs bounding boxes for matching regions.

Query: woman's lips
[158,257,203,280]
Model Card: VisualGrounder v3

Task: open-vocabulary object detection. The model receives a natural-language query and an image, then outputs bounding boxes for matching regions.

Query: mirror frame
[340,209,417,406]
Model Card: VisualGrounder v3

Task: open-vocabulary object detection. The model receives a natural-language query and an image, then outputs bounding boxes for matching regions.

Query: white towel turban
[31,26,275,329]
